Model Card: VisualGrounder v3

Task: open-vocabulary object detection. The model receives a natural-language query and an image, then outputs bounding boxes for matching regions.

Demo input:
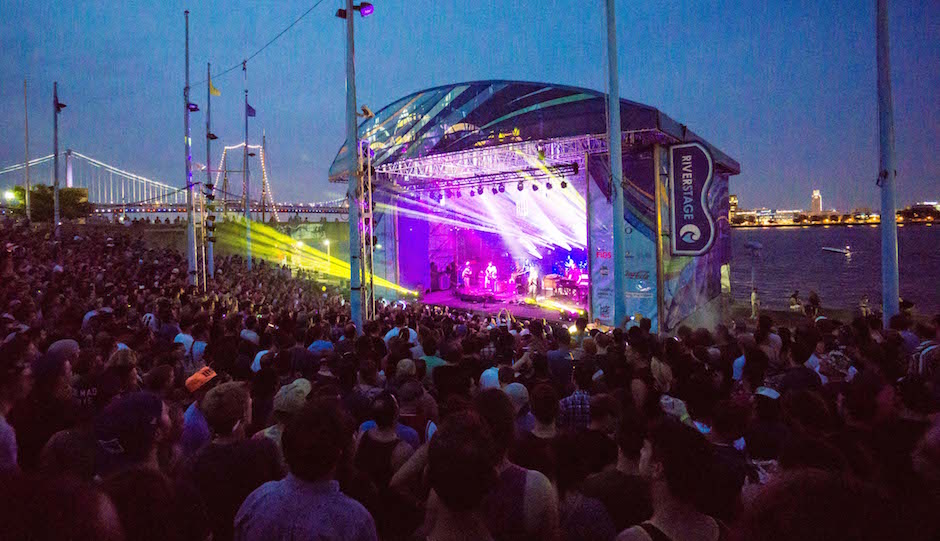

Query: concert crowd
[2,220,940,541]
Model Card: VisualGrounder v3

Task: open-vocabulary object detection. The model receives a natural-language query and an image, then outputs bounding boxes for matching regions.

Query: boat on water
[822,245,852,255]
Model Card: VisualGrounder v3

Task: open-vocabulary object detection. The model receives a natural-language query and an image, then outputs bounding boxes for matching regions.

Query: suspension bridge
[0,148,348,219]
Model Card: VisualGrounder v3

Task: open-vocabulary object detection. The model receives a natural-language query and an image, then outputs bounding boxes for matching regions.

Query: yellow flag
[209,78,221,96]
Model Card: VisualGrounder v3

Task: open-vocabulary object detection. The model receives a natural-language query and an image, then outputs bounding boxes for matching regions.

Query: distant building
[811,190,822,214]
[729,195,738,216]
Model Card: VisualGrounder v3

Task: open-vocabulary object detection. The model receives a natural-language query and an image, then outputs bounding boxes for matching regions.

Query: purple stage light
[532,184,539,192]
[545,182,552,190]
[560,180,567,189]
[477,185,484,195]
[359,2,374,17]
[491,186,498,195]
[517,181,524,191]
[498,183,505,193]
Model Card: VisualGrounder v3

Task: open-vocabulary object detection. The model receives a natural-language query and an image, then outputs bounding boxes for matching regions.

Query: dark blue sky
[1,0,937,210]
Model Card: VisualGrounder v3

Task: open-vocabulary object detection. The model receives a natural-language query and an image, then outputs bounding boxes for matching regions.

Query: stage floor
[420,289,583,322]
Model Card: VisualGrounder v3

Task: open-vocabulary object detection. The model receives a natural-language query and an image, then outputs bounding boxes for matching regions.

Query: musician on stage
[461,261,473,289]
[485,261,498,291]
[527,265,539,297]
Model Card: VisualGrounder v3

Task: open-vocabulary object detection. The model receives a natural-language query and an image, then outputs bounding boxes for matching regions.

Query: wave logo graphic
[679,224,701,244]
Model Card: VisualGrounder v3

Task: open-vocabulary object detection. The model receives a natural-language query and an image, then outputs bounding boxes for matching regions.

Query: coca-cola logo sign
[626,270,650,280]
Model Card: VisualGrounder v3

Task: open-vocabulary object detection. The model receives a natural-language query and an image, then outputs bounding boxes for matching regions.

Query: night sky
[1,0,936,210]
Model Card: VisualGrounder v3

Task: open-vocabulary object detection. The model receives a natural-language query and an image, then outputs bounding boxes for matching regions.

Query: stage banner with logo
[587,153,659,330]
[669,143,716,256]
[587,156,615,327]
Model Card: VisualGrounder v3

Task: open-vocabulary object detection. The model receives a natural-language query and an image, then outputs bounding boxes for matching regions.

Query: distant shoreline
[731,220,934,229]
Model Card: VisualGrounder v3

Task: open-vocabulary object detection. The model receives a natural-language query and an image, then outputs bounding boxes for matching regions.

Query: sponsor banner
[588,156,615,327]
[669,143,715,256]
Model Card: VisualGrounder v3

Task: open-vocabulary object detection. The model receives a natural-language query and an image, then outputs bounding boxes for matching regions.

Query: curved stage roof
[329,80,739,182]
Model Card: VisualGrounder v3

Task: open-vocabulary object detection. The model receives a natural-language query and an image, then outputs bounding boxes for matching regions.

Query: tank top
[354,431,400,490]
[638,520,728,541]
[483,464,534,541]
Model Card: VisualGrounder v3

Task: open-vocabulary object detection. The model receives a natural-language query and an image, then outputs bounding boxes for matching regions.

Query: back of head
[530,383,559,424]
[282,400,354,482]
[474,388,516,457]
[646,417,713,505]
[573,362,594,390]
[201,381,251,435]
[371,390,399,428]
[733,470,898,541]
[555,327,571,348]
[102,467,209,541]
[428,411,499,512]
[0,474,124,541]
[615,409,647,460]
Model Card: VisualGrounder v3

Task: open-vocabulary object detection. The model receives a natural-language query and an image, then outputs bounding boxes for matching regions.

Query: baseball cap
[504,382,529,413]
[185,367,217,393]
[273,378,312,415]
[96,392,164,459]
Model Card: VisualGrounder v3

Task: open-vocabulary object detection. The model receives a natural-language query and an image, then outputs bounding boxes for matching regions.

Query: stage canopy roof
[328,80,740,182]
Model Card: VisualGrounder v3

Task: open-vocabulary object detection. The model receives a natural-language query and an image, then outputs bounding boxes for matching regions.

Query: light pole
[323,239,331,275]
[337,1,373,335]
[876,0,899,324]
[605,0,629,329]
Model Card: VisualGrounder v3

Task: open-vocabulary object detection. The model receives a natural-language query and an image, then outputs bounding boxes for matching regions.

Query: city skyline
[0,0,937,208]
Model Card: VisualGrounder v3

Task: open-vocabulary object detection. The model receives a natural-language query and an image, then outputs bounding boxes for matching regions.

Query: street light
[3,190,15,202]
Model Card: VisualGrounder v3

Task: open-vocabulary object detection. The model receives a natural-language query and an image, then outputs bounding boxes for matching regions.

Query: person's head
[733,470,899,541]
[555,327,571,349]
[428,411,499,513]
[35,339,78,399]
[843,370,896,425]
[589,393,621,433]
[639,417,713,505]
[474,388,516,458]
[529,383,559,425]
[370,390,399,429]
[504,382,529,416]
[0,338,33,406]
[101,467,209,541]
[573,362,594,391]
[615,409,647,462]
[272,378,312,425]
[282,400,354,482]
[95,392,170,474]
[1,474,124,541]
[201,382,252,438]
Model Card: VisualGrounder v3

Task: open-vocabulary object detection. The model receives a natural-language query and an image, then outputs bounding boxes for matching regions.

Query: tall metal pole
[345,0,363,334]
[876,0,899,325]
[243,60,252,269]
[24,80,31,221]
[184,10,198,286]
[606,0,628,328]
[206,62,214,278]
[53,82,60,237]
[261,132,266,223]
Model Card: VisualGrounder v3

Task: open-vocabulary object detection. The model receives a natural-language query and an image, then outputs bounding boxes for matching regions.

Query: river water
[730,225,940,315]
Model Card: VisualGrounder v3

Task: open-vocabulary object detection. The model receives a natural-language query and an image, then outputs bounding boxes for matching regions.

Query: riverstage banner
[669,143,715,256]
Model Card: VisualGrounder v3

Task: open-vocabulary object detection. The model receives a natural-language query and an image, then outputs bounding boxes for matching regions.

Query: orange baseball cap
[185,367,217,393]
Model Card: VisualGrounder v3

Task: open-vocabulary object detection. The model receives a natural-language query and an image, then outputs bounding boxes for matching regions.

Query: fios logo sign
[595,249,612,259]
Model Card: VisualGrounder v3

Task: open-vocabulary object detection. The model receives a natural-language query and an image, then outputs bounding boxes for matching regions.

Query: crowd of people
[2,220,940,541]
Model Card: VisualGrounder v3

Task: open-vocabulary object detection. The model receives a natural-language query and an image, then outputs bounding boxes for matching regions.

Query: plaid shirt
[558,389,591,430]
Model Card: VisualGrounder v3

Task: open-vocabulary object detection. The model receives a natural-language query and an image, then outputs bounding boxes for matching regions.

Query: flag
[209,77,221,96]
[246,103,256,117]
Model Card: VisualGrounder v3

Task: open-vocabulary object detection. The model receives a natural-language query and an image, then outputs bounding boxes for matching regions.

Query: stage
[420,288,584,323]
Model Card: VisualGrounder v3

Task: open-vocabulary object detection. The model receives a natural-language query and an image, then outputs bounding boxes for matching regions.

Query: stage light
[560,180,568,189]
[532,184,539,192]
[456,190,462,198]
[572,162,579,175]
[477,185,484,195]
[545,182,552,190]
[492,186,498,195]
[498,184,505,193]
[517,181,524,191]
[470,190,475,197]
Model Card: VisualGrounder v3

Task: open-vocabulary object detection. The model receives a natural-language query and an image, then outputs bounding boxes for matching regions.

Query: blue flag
[246,103,256,117]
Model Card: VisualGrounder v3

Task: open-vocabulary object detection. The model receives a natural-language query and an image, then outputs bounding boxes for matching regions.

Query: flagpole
[344,0,363,335]
[206,62,214,279]
[243,60,252,270]
[184,10,198,286]
[876,0,899,324]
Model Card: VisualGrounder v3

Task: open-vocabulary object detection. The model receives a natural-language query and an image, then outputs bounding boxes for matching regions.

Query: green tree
[9,185,93,222]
